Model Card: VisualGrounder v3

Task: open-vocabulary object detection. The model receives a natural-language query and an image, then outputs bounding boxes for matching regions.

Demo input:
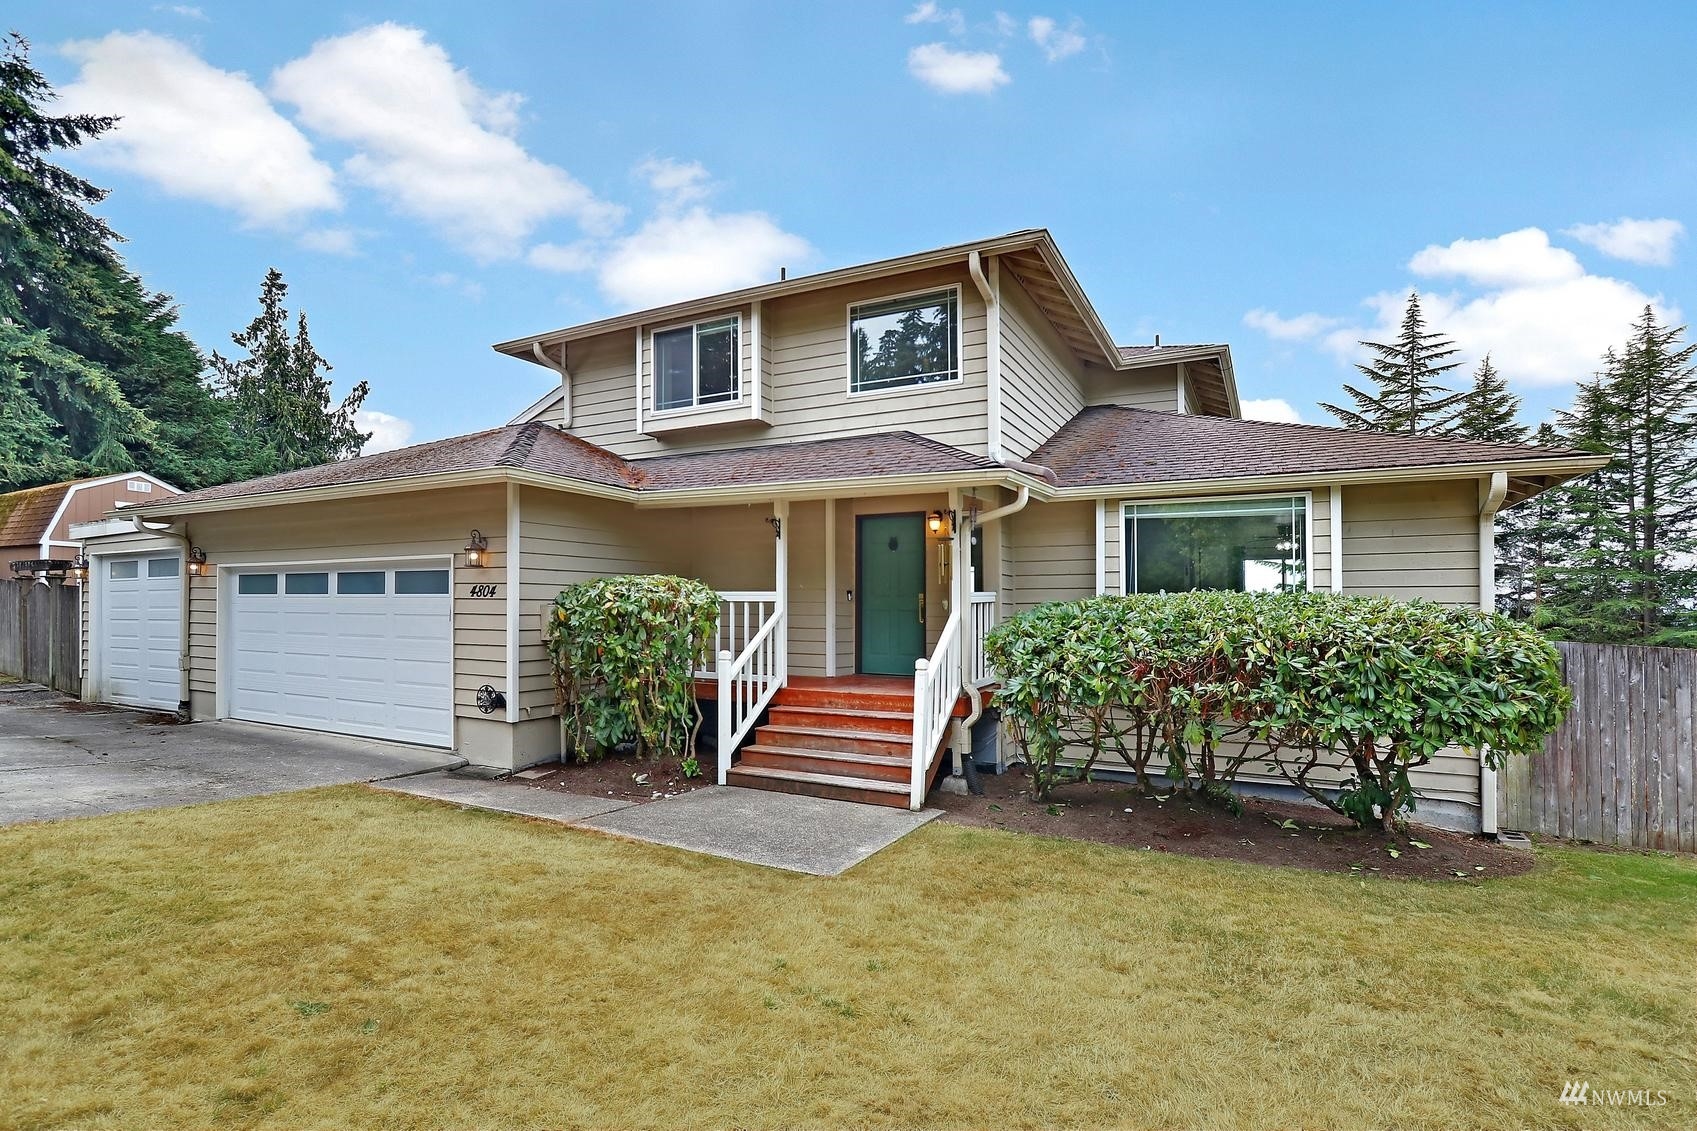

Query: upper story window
[848,287,959,395]
[1125,494,1309,595]
[653,316,740,412]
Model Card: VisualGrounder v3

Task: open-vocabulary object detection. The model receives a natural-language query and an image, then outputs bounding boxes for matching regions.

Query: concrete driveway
[0,682,463,826]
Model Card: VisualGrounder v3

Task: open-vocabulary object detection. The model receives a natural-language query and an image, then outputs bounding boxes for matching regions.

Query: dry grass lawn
[2,785,1694,1130]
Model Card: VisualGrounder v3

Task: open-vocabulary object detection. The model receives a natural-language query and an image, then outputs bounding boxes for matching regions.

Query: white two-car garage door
[228,563,453,747]
[99,551,183,711]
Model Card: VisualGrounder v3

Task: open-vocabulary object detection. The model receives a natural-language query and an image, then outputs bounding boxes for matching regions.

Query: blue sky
[15,1,1695,450]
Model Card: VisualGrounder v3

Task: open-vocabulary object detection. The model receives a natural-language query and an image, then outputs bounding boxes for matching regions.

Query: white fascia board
[1042,456,1610,502]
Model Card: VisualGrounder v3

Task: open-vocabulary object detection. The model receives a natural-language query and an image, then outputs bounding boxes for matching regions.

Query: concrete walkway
[378,772,940,875]
[0,683,463,826]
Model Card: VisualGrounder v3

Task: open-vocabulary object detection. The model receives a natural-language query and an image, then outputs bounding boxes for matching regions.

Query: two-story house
[86,230,1603,828]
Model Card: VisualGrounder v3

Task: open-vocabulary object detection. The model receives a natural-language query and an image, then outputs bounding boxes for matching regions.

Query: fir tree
[0,33,231,489]
[1321,292,1466,434]
[1452,355,1528,444]
[211,269,370,476]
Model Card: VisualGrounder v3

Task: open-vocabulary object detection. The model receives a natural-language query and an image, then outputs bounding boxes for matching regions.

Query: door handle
[918,592,926,624]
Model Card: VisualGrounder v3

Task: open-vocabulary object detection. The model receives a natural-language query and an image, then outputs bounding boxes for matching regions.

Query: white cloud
[299,227,358,255]
[57,32,339,228]
[908,42,1010,94]
[355,409,414,454]
[527,241,596,273]
[1241,398,1303,424]
[153,5,206,19]
[636,156,711,206]
[1250,226,1679,388]
[271,23,622,260]
[596,207,813,308]
[1243,308,1341,341]
[993,11,1019,36]
[1028,16,1087,62]
[1408,227,1583,288]
[1564,217,1685,266]
[906,2,966,35]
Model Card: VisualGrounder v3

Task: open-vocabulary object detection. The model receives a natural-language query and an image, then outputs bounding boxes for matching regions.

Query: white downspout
[531,341,570,427]
[968,250,1003,462]
[956,484,1031,744]
[132,516,193,719]
[1478,471,1509,835]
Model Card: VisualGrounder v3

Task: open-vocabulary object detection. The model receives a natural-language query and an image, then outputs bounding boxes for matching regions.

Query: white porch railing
[967,591,997,685]
[698,591,780,679]
[715,599,786,785]
[910,604,963,810]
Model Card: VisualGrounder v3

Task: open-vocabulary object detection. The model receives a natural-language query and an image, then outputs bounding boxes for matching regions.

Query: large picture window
[1124,495,1308,594]
[849,288,959,394]
[653,316,739,412]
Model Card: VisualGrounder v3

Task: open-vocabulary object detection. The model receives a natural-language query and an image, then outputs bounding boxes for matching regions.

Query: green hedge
[984,591,1571,830]
[543,575,719,767]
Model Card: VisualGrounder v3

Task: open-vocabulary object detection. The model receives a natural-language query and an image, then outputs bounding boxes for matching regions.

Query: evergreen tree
[211,268,370,475]
[1452,355,1528,444]
[1498,423,1568,619]
[1321,292,1467,434]
[0,33,231,489]
[1609,308,1697,643]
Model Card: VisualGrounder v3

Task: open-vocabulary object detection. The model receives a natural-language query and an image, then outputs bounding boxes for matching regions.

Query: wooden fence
[0,578,81,697]
[1498,642,1695,852]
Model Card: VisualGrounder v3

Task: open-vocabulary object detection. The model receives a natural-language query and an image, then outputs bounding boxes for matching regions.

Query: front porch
[696,675,975,808]
[673,491,1006,810]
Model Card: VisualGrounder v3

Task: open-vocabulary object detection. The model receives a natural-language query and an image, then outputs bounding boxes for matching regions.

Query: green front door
[857,513,926,676]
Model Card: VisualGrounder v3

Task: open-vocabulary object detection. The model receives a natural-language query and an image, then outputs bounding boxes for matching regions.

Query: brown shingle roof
[143,424,1000,509]
[1116,344,1220,361]
[152,423,637,508]
[1028,406,1598,488]
[0,481,76,545]
[630,432,998,489]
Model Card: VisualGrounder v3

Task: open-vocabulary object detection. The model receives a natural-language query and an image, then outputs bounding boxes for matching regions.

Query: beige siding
[1006,500,1096,612]
[515,487,677,716]
[1341,480,1480,605]
[1082,362,1183,411]
[999,273,1085,461]
[561,264,989,459]
[181,485,507,731]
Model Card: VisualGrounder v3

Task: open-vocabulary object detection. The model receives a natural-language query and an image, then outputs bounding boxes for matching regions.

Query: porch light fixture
[69,555,89,584]
[926,510,956,539]
[465,529,490,568]
[186,547,209,577]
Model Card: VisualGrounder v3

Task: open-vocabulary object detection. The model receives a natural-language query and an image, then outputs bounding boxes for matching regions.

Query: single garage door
[229,563,453,747]
[99,552,183,710]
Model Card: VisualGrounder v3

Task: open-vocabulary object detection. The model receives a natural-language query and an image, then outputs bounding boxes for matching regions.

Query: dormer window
[653,316,740,412]
[848,287,960,395]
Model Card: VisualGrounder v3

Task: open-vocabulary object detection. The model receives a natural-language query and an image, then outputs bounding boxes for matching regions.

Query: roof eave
[493,229,1053,361]
[1042,454,1610,500]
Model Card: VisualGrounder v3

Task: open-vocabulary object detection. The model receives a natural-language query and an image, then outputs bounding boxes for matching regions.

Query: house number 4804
[469,583,499,598]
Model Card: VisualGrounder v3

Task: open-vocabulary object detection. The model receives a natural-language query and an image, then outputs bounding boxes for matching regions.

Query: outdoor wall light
[465,529,490,569]
[69,555,89,584]
[926,510,956,539]
[186,547,209,577]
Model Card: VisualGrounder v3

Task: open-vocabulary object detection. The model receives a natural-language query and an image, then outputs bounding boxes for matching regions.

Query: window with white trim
[849,288,959,394]
[652,316,739,411]
[1124,495,1308,594]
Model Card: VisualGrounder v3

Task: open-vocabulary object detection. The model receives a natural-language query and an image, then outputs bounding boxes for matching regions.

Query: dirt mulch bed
[933,766,1532,880]
[513,754,711,805]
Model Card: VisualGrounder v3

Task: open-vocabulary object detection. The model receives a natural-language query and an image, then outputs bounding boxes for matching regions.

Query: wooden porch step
[740,743,911,782]
[771,684,914,713]
[767,704,914,736]
[753,723,911,758]
[725,764,911,808]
